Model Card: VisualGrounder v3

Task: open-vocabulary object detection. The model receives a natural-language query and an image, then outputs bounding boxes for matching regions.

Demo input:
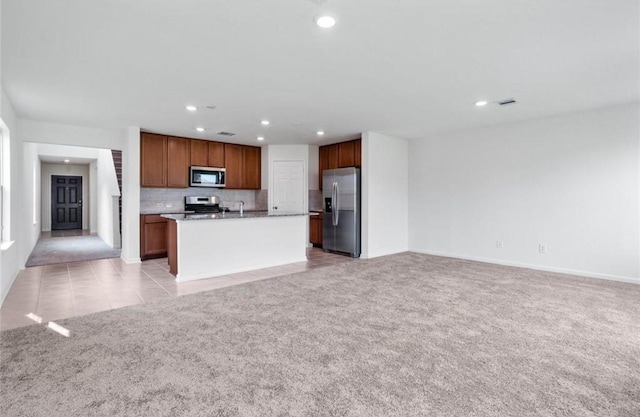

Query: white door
[272,160,305,213]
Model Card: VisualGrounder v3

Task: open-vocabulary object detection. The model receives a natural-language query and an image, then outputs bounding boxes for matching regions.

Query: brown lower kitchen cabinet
[309,212,323,247]
[167,219,177,275]
[140,214,168,260]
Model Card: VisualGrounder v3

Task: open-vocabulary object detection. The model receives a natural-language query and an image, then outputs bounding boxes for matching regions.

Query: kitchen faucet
[239,201,245,216]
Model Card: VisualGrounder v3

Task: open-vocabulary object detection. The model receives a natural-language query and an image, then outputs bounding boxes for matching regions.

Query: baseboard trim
[175,256,308,282]
[410,249,640,285]
[0,269,20,307]
[121,256,141,264]
[362,248,410,260]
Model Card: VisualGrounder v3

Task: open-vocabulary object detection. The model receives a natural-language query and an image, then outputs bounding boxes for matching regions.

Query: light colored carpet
[1,253,639,416]
[25,235,121,267]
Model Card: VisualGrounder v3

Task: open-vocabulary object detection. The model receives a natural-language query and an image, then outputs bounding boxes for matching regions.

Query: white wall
[0,87,23,304]
[89,161,98,232]
[95,149,121,247]
[361,132,409,258]
[120,126,140,263]
[21,143,40,265]
[409,103,640,283]
[41,163,91,231]
[308,145,319,191]
[20,119,125,150]
[261,146,269,190]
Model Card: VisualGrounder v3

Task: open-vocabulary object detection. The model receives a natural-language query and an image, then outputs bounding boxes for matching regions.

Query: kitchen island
[162,212,312,282]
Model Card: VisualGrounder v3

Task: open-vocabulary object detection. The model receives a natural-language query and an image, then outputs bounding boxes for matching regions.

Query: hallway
[25,231,121,267]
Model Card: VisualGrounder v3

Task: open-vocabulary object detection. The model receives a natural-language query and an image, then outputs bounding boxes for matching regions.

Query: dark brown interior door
[51,175,83,230]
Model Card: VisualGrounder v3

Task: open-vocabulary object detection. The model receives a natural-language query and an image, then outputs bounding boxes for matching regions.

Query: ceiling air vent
[217,131,236,136]
[498,98,517,106]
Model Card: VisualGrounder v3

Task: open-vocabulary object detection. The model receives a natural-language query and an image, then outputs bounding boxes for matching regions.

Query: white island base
[165,214,308,282]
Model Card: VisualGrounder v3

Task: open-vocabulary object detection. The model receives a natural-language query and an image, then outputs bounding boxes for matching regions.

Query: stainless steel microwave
[190,166,226,188]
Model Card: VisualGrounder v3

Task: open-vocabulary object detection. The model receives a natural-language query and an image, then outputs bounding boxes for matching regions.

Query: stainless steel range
[184,196,228,213]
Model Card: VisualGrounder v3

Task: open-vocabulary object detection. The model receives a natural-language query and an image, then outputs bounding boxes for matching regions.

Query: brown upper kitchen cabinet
[327,144,339,169]
[141,133,189,188]
[223,144,261,190]
[319,139,361,189]
[207,142,225,168]
[190,140,209,166]
[243,146,261,189]
[338,141,356,168]
[140,133,167,187]
[141,132,258,189]
[224,144,244,189]
[166,137,190,188]
[191,139,225,168]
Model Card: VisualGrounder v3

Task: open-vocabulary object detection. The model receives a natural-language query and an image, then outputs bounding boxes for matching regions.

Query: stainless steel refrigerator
[322,167,361,257]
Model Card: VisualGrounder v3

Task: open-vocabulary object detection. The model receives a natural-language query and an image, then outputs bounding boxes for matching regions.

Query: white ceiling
[39,155,94,165]
[2,0,638,146]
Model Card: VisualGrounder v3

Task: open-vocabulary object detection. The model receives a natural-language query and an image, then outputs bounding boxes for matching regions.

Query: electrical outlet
[165,203,173,208]
[496,240,504,248]
[539,243,547,254]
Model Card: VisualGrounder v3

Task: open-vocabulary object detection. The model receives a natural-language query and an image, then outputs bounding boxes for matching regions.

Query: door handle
[335,182,339,225]
[331,182,337,226]
[273,206,278,210]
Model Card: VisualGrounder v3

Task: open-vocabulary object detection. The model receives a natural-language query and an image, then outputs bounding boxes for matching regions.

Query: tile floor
[0,248,356,331]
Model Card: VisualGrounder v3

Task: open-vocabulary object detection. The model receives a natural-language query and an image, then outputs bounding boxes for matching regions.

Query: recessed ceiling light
[475,100,488,107]
[316,15,336,28]
[186,105,197,111]
[63,159,70,163]
[257,136,265,141]
[196,127,205,132]
[316,131,325,136]
[261,120,270,125]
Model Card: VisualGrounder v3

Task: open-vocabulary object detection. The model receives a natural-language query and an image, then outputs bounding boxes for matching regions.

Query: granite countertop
[141,209,268,215]
[162,211,313,221]
[140,210,195,215]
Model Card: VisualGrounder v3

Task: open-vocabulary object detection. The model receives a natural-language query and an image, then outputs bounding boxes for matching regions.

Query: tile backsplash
[141,187,268,212]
